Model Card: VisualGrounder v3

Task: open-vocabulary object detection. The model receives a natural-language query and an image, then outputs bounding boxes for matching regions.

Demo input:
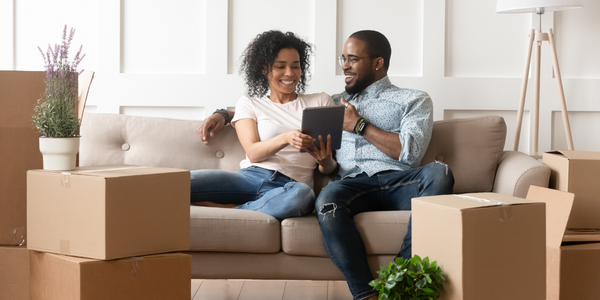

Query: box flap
[563,229,600,243]
[544,150,600,160]
[526,186,574,248]
[413,192,536,211]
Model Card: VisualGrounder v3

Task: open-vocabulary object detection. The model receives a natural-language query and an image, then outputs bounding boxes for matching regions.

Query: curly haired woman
[190,30,337,220]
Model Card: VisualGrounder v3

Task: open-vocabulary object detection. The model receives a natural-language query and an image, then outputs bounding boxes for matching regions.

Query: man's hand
[197,113,226,145]
[340,98,360,132]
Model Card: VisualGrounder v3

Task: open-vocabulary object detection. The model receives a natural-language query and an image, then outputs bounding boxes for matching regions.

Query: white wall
[2,0,599,153]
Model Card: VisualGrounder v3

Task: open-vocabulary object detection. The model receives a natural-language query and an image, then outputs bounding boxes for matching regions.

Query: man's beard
[344,72,376,95]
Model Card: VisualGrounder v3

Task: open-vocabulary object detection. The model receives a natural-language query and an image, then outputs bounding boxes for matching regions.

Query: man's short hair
[349,30,391,71]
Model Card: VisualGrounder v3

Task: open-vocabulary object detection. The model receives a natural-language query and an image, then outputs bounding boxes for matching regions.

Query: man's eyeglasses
[338,55,374,67]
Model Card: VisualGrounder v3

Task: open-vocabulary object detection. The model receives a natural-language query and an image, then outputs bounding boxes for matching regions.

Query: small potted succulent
[33,25,85,170]
[369,255,445,300]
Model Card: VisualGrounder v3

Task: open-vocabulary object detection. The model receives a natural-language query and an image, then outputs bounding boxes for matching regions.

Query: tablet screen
[300,106,345,153]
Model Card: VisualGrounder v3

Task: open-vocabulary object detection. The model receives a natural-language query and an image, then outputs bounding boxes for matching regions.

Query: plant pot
[39,136,80,171]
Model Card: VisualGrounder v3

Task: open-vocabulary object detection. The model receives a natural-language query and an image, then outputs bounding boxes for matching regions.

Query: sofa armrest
[492,151,550,198]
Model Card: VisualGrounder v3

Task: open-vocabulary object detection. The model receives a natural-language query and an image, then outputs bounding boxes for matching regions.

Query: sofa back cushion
[80,113,246,171]
[421,116,506,193]
[81,114,506,194]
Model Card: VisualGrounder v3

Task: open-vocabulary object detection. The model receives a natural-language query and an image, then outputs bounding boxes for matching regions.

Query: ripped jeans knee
[435,160,449,175]
[318,203,338,218]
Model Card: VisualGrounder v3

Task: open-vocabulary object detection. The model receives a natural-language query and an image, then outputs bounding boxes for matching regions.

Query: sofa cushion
[421,116,506,193]
[281,211,411,257]
[190,206,280,253]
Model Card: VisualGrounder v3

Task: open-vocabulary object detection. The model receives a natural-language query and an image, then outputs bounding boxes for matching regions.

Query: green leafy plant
[32,25,85,137]
[369,255,445,300]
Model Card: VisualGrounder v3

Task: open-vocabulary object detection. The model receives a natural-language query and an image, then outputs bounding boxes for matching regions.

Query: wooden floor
[191,279,353,300]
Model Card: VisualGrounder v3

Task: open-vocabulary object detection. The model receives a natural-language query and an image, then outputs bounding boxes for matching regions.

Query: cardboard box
[27,165,190,260]
[543,150,600,229]
[527,185,600,300]
[30,251,191,300]
[412,193,546,300]
[0,71,46,245]
[0,246,31,300]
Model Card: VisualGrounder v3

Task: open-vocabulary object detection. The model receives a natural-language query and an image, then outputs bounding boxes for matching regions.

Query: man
[199,30,454,300]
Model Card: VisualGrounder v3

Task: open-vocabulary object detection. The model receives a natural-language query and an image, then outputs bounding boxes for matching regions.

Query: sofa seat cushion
[281,211,411,257]
[190,206,280,253]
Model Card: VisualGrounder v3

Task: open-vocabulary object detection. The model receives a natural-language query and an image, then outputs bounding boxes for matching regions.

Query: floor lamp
[496,0,582,156]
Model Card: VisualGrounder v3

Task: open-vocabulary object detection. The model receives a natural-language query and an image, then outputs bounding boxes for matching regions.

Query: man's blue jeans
[190,166,315,221]
[315,162,454,300]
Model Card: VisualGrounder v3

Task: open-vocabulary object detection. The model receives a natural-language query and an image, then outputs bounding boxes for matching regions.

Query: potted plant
[33,25,85,170]
[369,255,445,300]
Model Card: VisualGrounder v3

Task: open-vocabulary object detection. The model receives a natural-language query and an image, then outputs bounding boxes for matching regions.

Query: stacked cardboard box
[0,71,45,246]
[0,246,31,300]
[27,164,193,300]
[0,71,45,300]
[543,150,600,229]
[527,186,600,300]
[412,192,546,300]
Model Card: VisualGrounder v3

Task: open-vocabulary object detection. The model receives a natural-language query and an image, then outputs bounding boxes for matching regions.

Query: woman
[190,30,337,221]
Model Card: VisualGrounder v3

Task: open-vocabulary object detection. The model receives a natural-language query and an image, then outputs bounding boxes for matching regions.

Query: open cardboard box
[527,185,600,300]
[412,192,546,300]
[27,165,190,260]
[543,150,600,229]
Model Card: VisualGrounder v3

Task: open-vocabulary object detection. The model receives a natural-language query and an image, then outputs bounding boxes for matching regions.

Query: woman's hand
[197,113,226,145]
[306,134,337,175]
[285,130,315,150]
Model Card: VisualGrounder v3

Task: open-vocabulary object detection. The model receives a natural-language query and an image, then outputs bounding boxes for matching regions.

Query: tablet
[300,105,345,153]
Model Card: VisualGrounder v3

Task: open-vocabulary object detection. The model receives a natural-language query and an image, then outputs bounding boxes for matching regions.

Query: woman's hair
[239,30,313,97]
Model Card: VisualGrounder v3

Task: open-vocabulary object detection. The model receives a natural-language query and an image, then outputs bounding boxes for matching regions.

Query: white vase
[39,137,80,171]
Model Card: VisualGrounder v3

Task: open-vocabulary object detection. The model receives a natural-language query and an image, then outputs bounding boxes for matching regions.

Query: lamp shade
[496,0,583,13]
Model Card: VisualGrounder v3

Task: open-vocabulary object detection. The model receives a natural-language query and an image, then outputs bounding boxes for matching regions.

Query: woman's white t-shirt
[231,92,335,188]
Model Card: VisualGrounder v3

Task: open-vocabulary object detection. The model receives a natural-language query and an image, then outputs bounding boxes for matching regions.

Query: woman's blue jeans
[190,166,315,221]
[315,162,454,300]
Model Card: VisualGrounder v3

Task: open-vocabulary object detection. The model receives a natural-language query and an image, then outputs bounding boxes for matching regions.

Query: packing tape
[60,240,70,254]
[61,172,71,187]
[455,195,513,222]
[77,166,148,173]
[60,167,148,187]
[11,227,25,246]
[130,257,143,276]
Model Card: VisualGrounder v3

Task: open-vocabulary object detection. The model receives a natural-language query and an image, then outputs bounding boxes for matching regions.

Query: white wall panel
[121,0,205,74]
[14,0,99,72]
[552,111,600,151]
[444,109,530,152]
[4,0,600,153]
[445,0,530,78]
[120,106,204,120]
[336,0,423,77]
[554,3,600,79]
[0,0,14,69]
[227,0,315,75]
[84,105,98,113]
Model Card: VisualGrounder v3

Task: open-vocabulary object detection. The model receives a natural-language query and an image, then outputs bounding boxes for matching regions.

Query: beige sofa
[80,113,550,280]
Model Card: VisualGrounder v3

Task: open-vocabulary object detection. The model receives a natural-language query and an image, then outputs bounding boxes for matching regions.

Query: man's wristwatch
[213,109,230,125]
[354,118,369,136]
